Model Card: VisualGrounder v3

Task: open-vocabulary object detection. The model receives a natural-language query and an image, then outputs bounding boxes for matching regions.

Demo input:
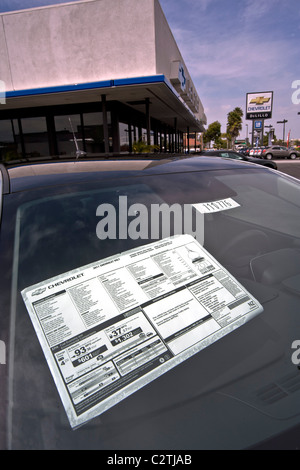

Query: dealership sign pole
[246,91,273,147]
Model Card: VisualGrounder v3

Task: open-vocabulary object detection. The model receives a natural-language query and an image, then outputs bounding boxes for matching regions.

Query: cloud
[221,104,231,111]
[184,0,214,12]
[161,0,299,137]
[161,0,214,15]
[242,0,282,24]
[172,26,292,85]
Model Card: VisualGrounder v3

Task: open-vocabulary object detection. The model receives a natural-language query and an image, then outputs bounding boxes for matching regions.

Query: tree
[226,107,243,148]
[219,133,229,149]
[263,131,277,146]
[132,137,159,153]
[203,121,221,148]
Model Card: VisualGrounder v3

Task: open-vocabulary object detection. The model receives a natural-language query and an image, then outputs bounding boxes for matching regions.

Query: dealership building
[0,0,206,159]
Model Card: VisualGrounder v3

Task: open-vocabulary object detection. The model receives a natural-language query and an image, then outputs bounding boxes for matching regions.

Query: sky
[0,0,300,141]
[159,0,300,141]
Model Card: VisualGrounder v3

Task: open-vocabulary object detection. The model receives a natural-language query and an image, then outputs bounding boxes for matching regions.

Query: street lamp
[277,119,288,143]
[265,124,273,146]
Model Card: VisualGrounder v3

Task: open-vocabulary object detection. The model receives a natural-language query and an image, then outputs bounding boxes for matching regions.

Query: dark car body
[199,149,277,169]
[1,155,300,450]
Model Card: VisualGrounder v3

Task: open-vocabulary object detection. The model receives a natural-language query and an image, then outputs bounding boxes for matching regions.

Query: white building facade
[0,0,206,159]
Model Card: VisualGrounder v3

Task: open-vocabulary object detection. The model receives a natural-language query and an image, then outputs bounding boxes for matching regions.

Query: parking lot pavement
[274,160,300,180]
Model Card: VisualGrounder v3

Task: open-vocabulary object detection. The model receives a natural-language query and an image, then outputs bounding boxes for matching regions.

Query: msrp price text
[107,454,192,467]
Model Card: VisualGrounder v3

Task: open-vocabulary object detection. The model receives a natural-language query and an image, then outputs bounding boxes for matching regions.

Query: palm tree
[226,107,243,149]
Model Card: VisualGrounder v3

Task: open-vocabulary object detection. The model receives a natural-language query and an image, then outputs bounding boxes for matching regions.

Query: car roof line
[0,154,180,167]
[0,163,11,194]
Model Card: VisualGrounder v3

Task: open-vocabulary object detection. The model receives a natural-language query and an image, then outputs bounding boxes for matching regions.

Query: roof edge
[0,0,95,17]
[5,75,169,99]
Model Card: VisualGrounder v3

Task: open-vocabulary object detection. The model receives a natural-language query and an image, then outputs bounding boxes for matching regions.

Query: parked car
[1,155,300,450]
[238,147,250,156]
[262,146,300,160]
[199,149,277,169]
[234,145,246,151]
[249,147,265,157]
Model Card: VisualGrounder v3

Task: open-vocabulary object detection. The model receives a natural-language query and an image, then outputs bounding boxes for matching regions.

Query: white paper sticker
[193,198,240,214]
[21,234,262,429]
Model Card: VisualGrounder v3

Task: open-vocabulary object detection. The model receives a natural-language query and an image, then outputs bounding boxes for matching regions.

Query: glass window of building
[0,119,21,161]
[21,117,50,158]
[119,122,130,153]
[54,114,83,156]
[83,112,112,154]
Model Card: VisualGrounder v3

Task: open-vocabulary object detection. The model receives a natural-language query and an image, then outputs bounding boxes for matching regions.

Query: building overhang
[2,75,205,133]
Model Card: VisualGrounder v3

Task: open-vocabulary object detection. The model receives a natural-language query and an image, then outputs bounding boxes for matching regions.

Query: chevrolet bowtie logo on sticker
[250,96,270,105]
[32,287,46,296]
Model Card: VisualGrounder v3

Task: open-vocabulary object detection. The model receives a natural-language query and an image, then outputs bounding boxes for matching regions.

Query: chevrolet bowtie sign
[250,97,270,105]
[246,91,273,120]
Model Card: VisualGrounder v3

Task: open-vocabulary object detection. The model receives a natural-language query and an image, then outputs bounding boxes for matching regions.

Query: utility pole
[265,124,273,146]
[277,119,288,144]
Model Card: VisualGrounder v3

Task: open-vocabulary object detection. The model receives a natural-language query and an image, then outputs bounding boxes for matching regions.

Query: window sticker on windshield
[21,234,262,429]
[193,197,240,213]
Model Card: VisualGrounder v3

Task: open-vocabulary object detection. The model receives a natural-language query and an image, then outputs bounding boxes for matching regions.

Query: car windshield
[2,164,300,449]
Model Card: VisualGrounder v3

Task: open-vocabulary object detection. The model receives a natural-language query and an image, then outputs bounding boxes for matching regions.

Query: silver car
[262,146,300,160]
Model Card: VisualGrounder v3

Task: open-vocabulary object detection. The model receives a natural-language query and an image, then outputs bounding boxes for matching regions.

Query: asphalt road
[274,159,300,180]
